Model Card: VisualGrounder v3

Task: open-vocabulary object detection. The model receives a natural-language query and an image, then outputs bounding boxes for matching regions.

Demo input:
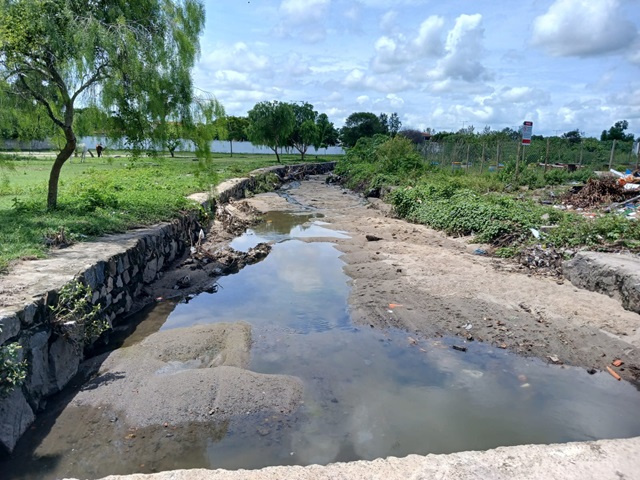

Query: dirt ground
[165,174,640,384]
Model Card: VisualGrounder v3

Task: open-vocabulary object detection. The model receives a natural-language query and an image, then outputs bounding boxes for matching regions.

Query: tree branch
[71,63,110,103]
[18,75,65,129]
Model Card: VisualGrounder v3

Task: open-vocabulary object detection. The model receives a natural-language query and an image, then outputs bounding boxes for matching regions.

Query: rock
[49,332,81,391]
[26,330,55,401]
[0,388,35,455]
[366,234,383,242]
[564,252,640,314]
[0,313,20,344]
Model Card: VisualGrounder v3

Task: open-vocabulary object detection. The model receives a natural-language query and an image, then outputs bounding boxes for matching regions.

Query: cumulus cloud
[199,42,270,73]
[532,0,638,57]
[380,10,398,33]
[356,95,370,105]
[276,0,332,43]
[413,16,445,57]
[386,93,405,108]
[370,15,444,73]
[429,14,488,82]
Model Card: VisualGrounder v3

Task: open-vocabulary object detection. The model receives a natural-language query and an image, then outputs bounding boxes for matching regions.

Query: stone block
[116,257,125,275]
[106,276,114,293]
[143,258,158,283]
[83,266,98,290]
[0,388,35,455]
[116,276,124,289]
[49,334,81,391]
[0,313,20,345]
[122,270,131,285]
[21,303,38,326]
[25,330,54,401]
[108,259,117,276]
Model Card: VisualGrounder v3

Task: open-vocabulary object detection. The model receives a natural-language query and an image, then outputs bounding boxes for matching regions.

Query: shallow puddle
[3,211,640,479]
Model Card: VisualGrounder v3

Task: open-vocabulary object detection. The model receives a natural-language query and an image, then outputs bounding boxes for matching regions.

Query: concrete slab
[80,436,640,480]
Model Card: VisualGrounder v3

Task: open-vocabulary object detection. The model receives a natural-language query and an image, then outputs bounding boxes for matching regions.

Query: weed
[0,320,27,398]
[50,280,110,349]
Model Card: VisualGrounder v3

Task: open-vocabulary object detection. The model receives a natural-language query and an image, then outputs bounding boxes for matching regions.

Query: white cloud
[429,14,487,82]
[199,42,270,73]
[532,0,638,57]
[380,10,398,33]
[371,15,444,73]
[386,93,405,108]
[413,16,445,56]
[277,0,332,42]
[356,95,370,105]
[344,69,366,88]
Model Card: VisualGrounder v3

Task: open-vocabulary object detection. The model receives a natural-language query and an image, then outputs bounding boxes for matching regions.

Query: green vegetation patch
[0,153,336,272]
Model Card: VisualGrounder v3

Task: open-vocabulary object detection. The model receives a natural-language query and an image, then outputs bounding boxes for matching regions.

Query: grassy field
[0,150,338,272]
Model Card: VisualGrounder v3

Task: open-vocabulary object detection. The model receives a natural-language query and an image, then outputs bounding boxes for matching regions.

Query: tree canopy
[601,120,634,142]
[246,100,295,163]
[339,112,389,148]
[0,0,206,208]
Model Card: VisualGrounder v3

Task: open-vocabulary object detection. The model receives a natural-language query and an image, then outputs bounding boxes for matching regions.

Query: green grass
[0,151,338,272]
[334,135,640,254]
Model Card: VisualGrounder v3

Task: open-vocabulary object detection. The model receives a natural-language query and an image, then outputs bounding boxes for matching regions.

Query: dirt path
[229,175,640,383]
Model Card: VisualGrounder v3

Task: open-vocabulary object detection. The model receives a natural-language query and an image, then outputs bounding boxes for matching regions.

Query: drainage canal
[3,210,640,480]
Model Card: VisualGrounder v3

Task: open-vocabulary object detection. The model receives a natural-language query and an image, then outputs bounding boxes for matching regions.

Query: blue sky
[193,0,640,138]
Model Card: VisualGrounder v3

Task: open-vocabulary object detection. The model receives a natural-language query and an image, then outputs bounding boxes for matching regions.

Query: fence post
[466,144,470,173]
[609,140,616,169]
[480,143,486,173]
[544,138,550,172]
[496,142,500,171]
[515,141,521,180]
[579,141,583,166]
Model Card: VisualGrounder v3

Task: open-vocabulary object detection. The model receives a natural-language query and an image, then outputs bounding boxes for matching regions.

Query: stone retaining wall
[0,162,334,455]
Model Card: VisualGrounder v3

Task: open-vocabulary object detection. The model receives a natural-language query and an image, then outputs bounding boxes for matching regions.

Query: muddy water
[3,211,640,479]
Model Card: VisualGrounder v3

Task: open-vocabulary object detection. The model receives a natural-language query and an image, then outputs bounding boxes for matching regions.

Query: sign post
[517,121,533,180]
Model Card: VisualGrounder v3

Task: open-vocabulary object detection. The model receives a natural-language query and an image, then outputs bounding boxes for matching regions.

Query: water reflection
[3,212,640,480]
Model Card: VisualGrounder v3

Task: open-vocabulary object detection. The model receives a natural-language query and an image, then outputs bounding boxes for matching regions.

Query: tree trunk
[272,146,281,163]
[48,127,76,209]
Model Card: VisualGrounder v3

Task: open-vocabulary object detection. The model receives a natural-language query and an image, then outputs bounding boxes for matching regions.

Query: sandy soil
[73,322,303,429]
[189,175,640,383]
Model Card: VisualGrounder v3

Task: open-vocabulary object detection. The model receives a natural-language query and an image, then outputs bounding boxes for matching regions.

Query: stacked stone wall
[0,161,335,454]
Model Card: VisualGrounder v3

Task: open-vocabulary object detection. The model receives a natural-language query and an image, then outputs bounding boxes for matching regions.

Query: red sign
[522,121,533,145]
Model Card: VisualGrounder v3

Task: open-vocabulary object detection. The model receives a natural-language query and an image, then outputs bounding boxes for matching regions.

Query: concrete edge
[84,436,640,480]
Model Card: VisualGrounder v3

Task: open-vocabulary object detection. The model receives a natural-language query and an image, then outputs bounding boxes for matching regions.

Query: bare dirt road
[202,175,640,384]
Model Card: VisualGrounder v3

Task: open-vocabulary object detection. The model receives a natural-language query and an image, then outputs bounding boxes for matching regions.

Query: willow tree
[247,101,295,163]
[0,0,205,209]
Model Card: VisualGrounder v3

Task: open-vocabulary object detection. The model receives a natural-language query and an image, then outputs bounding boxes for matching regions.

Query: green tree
[247,100,295,163]
[190,96,227,160]
[289,102,319,161]
[314,113,339,152]
[562,129,583,146]
[601,120,634,142]
[340,112,388,148]
[388,113,402,137]
[226,116,249,157]
[0,0,206,209]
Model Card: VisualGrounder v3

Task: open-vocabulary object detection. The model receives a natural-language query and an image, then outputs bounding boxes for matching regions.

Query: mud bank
[235,176,640,383]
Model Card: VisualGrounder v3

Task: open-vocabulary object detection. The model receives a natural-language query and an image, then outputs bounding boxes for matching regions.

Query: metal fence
[419,139,639,173]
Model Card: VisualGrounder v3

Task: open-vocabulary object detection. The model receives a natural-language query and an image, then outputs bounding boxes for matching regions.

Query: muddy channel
[2,175,640,480]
